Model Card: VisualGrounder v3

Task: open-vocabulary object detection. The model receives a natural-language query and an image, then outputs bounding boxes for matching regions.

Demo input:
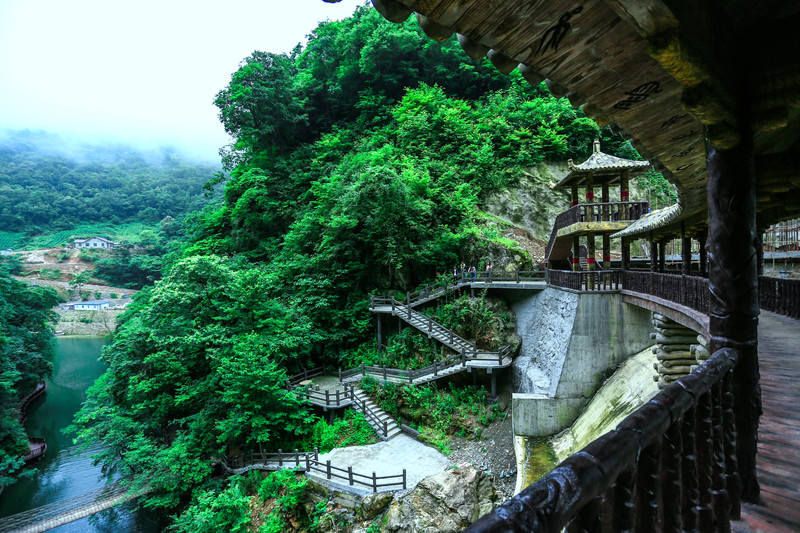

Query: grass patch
[304,409,378,453]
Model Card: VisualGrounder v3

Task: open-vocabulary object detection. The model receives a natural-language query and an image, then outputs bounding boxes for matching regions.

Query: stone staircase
[352,387,401,440]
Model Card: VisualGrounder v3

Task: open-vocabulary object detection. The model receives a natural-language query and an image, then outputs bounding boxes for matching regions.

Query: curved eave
[611,203,683,239]
[365,0,800,230]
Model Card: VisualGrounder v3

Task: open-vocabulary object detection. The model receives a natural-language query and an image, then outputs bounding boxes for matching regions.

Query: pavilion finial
[592,139,601,153]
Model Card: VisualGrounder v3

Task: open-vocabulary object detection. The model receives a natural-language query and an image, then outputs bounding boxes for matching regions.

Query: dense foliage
[0,130,218,239]
[0,265,58,489]
[71,4,672,527]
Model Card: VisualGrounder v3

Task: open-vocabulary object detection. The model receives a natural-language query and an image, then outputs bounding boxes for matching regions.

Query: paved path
[732,311,800,532]
[316,434,452,495]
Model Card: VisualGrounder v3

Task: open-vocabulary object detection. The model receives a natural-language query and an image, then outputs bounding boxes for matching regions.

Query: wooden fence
[759,276,800,319]
[285,370,392,439]
[622,270,711,314]
[547,269,623,291]
[466,347,740,532]
[339,345,512,385]
[545,201,648,259]
[226,448,406,493]
[370,270,545,309]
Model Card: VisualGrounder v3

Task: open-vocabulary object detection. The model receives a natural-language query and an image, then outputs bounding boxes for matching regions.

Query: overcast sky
[0,0,366,162]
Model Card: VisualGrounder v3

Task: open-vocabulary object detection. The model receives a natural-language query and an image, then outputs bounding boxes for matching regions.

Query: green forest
[0,129,219,246]
[4,5,674,531]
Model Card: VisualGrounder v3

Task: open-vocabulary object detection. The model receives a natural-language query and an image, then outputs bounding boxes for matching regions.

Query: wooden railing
[547,269,623,291]
[466,347,741,532]
[623,270,710,314]
[545,201,648,258]
[225,448,406,493]
[285,370,392,439]
[339,345,513,385]
[369,270,545,309]
[759,275,800,319]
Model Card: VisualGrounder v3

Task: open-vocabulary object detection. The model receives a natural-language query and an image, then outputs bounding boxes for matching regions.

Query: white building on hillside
[73,301,110,310]
[70,237,118,249]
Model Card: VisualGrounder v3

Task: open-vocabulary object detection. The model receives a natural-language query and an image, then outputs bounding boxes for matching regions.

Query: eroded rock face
[482,162,569,239]
[382,468,497,532]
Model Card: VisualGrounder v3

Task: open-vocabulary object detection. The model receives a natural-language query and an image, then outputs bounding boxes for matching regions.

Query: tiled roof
[611,203,683,239]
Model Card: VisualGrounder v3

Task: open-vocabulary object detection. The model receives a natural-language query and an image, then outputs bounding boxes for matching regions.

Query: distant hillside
[0,130,220,240]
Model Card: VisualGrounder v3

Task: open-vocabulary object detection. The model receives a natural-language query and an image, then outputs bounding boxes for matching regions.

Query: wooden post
[373,472,378,493]
[587,234,596,271]
[326,460,332,479]
[622,237,630,271]
[571,184,579,207]
[325,389,330,406]
[699,229,708,275]
[601,182,609,221]
[377,314,383,353]
[348,466,354,486]
[295,448,300,467]
[278,449,283,467]
[515,268,520,282]
[305,452,310,471]
[651,234,658,273]
[402,469,407,489]
[602,233,611,272]
[706,133,760,505]
[658,241,666,272]
[573,235,581,271]
[682,226,692,275]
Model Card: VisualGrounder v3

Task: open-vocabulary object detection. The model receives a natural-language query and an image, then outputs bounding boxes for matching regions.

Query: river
[0,337,159,532]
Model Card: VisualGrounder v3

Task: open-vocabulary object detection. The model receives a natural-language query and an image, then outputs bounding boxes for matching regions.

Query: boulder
[382,468,497,532]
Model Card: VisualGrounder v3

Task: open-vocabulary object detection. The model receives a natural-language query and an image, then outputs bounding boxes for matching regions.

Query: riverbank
[55,308,124,336]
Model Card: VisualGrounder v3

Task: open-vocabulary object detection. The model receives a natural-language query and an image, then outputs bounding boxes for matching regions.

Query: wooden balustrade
[545,201,648,258]
[759,276,800,318]
[547,269,623,291]
[466,348,740,532]
[622,270,710,314]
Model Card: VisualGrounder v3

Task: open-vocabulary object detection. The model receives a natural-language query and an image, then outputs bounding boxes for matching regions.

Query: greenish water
[0,337,159,532]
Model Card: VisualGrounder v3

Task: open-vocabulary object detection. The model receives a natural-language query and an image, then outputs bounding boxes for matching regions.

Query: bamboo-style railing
[466,347,740,532]
[622,270,711,314]
[758,275,800,319]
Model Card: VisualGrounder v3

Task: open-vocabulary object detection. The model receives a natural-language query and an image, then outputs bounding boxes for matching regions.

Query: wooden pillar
[699,229,708,275]
[587,234,596,271]
[377,314,383,353]
[658,241,666,272]
[756,234,764,276]
[602,234,611,271]
[650,236,658,273]
[621,237,630,271]
[572,235,581,271]
[681,225,692,275]
[706,134,760,505]
[571,184,579,207]
[586,175,595,204]
[620,170,630,201]
[601,182,610,221]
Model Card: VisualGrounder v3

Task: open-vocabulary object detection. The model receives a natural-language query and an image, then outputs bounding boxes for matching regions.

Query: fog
[0,0,365,163]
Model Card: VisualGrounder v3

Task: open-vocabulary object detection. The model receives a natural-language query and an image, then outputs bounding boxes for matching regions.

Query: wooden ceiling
[366,0,800,233]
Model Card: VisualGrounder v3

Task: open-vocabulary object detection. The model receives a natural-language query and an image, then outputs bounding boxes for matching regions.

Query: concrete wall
[509,288,653,437]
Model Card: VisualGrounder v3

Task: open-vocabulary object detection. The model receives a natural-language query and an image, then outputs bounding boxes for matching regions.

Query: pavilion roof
[555,141,651,189]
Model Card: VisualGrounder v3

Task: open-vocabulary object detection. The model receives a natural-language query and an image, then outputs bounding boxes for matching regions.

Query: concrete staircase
[393,304,477,355]
[352,387,401,440]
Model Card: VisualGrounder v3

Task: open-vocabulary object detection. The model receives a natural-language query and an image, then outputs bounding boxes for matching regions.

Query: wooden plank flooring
[731,310,800,533]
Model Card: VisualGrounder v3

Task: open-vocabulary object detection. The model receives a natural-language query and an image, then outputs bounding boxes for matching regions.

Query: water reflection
[0,337,158,532]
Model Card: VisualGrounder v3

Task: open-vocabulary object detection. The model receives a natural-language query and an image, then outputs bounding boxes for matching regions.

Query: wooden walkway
[732,310,800,532]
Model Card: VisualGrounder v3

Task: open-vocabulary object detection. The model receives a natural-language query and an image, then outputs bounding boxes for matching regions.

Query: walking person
[486,262,493,283]
[469,265,476,282]
[460,261,466,282]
